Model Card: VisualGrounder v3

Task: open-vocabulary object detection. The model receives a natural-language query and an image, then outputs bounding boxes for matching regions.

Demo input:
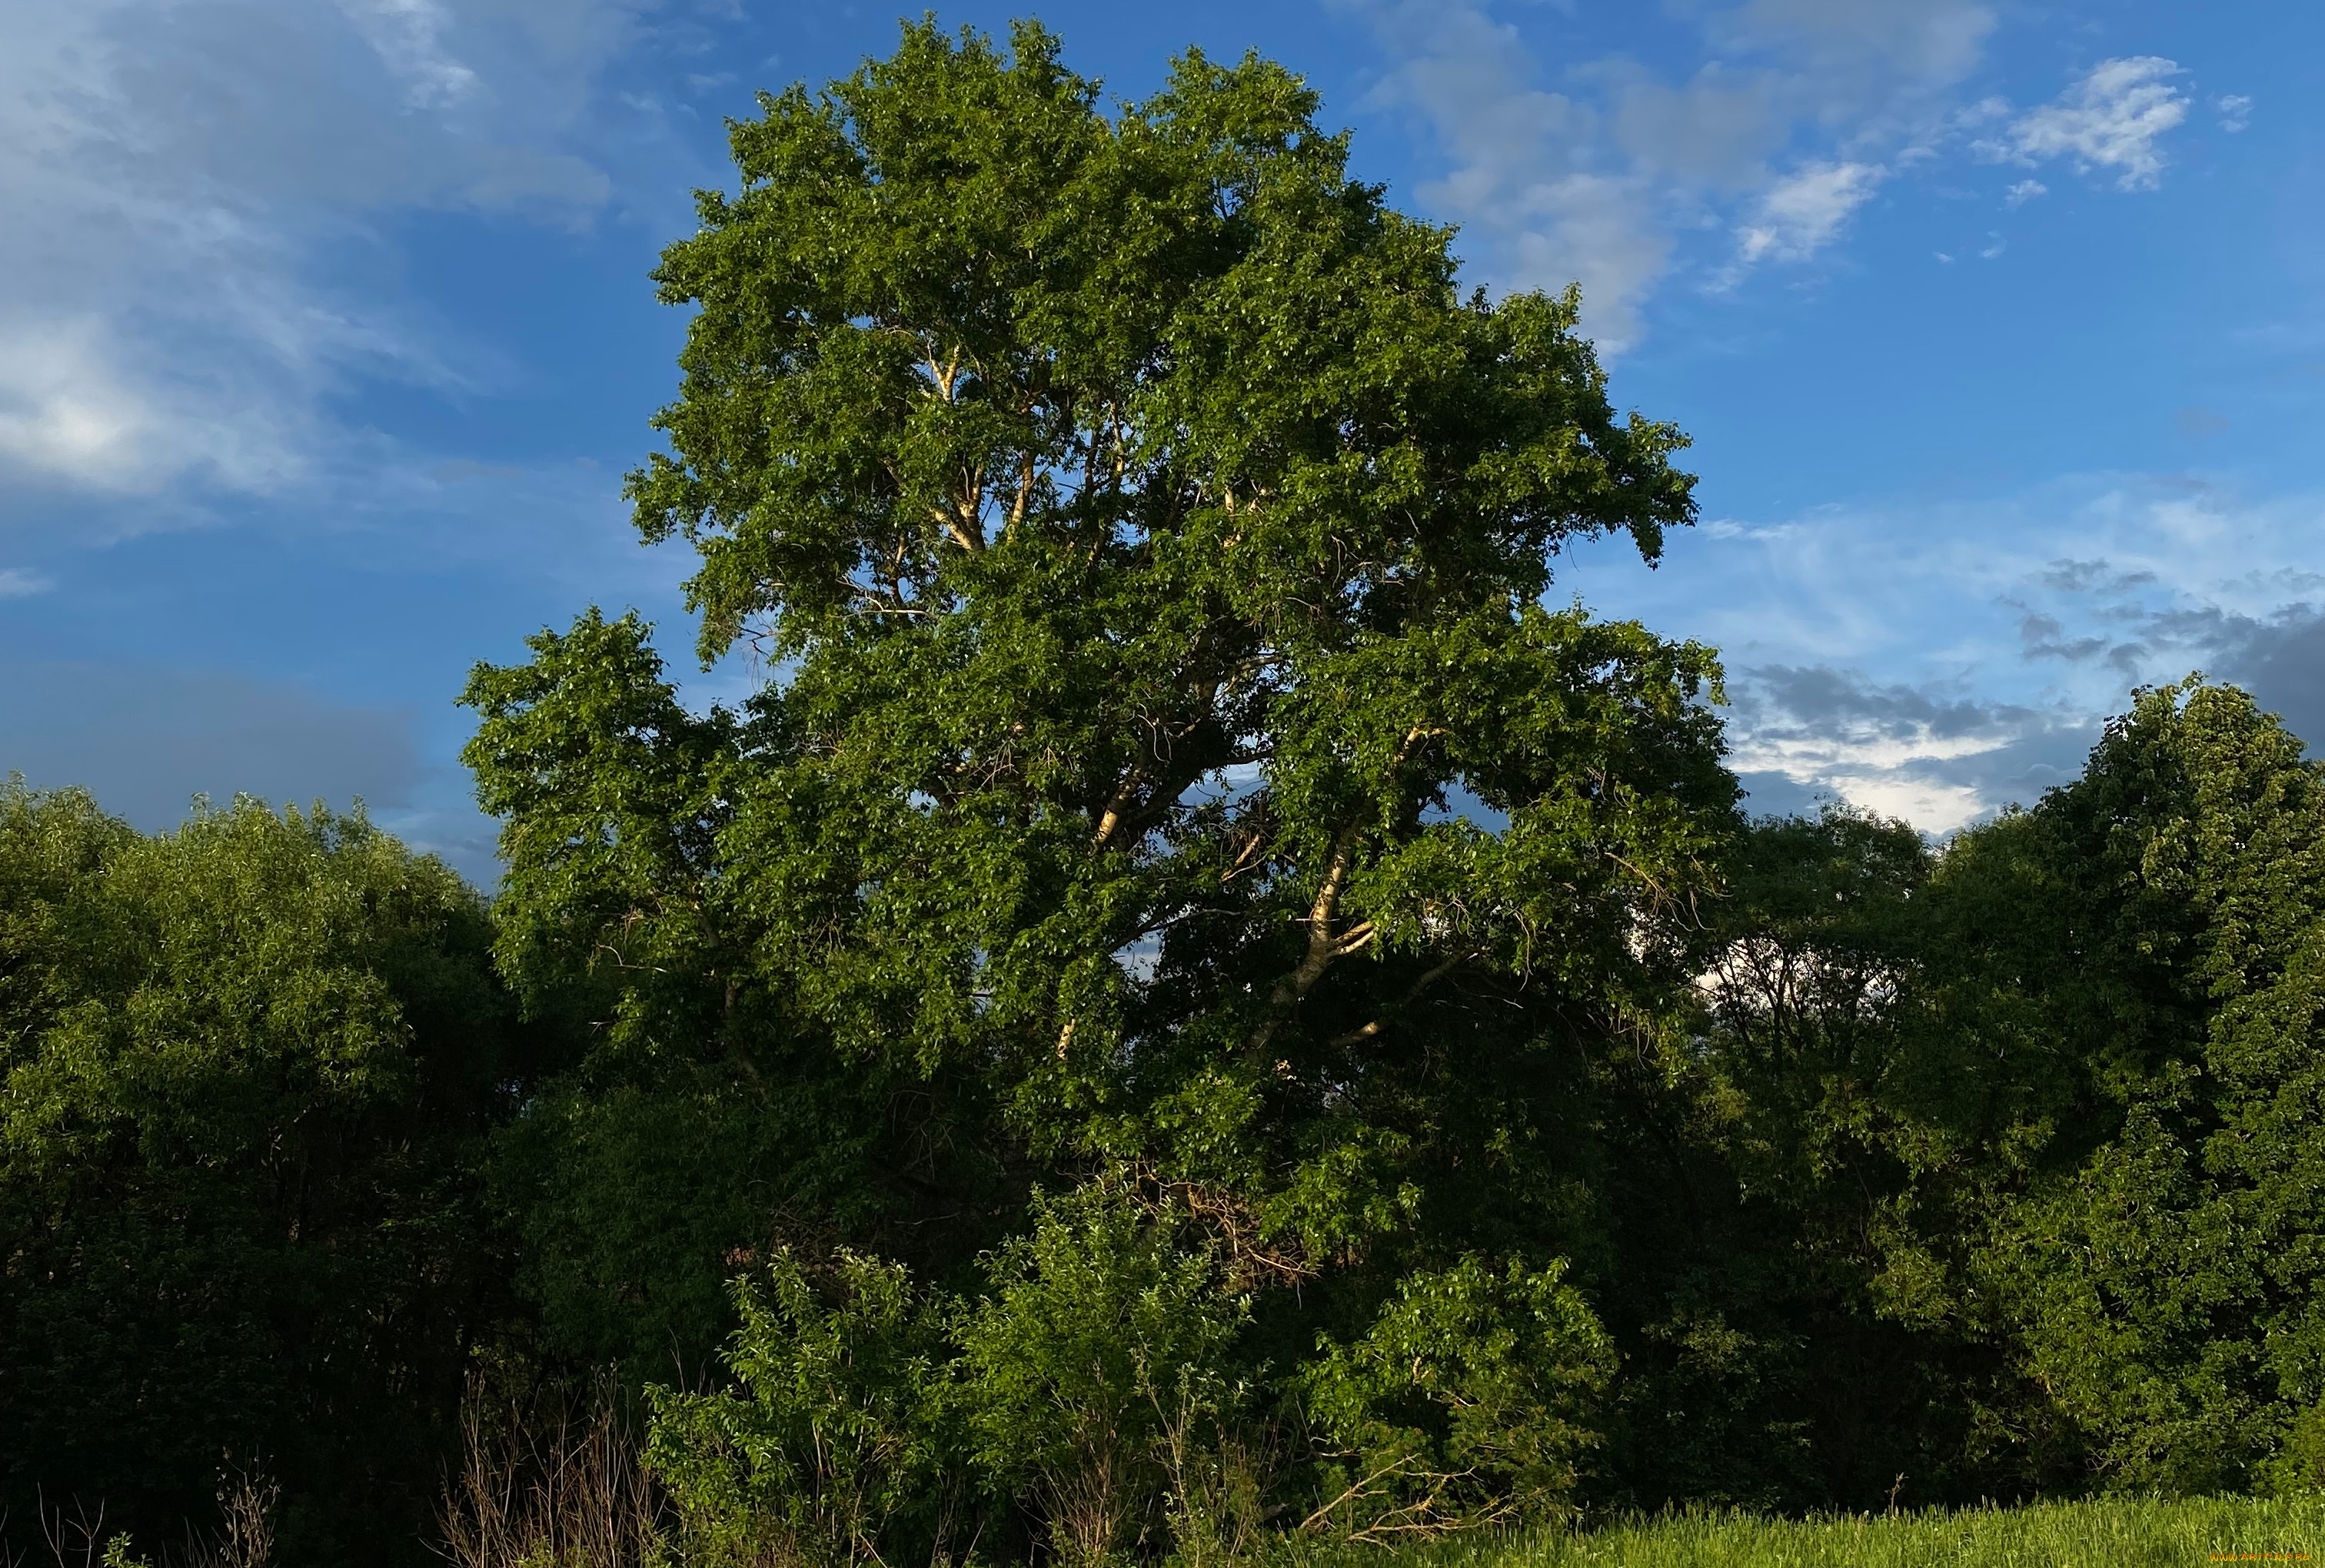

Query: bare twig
[437,1377,667,1568]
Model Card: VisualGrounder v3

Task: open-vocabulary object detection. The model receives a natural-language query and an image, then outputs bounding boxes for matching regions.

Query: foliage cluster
[0,786,523,1563]
[5,17,2324,1566]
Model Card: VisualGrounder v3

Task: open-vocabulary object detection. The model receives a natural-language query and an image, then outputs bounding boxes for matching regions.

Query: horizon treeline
[4,18,2322,1566]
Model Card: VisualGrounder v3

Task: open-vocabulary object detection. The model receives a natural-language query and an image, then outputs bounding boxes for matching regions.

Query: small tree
[957,1181,1246,1568]
[1299,1256,1615,1535]
[647,1252,960,1568]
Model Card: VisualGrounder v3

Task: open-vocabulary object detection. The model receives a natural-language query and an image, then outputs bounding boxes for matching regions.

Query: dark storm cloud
[2038,557,2158,594]
[2019,595,2325,755]
[0,661,424,831]
[2205,605,2325,753]
[1747,663,2041,744]
[2017,611,2113,663]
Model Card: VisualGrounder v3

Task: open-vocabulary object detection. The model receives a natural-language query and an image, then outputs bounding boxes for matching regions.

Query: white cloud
[0,568,55,599]
[1833,776,1991,832]
[1997,56,2189,191]
[1737,161,1887,264]
[2216,93,2253,132]
[0,0,683,516]
[1339,0,2016,348]
[2004,178,2047,206]
[1609,65,1788,187]
[1725,0,1997,91]
[337,0,480,108]
[1350,1,1675,353]
[1565,470,2325,833]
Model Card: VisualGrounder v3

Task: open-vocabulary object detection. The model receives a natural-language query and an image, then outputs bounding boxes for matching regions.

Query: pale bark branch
[1007,451,1036,533]
[1092,763,1147,850]
[930,503,985,555]
[1245,822,1372,1056]
[1219,826,1269,883]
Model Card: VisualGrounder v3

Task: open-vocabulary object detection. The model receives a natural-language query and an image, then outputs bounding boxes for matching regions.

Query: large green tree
[464,16,1735,1533]
[467,12,1729,1312]
[0,785,521,1563]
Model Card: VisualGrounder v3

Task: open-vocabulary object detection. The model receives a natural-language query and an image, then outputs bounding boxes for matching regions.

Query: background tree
[1675,685,2325,1505]
[0,783,522,1566]
[1904,682,2325,1493]
[1654,803,1997,1510]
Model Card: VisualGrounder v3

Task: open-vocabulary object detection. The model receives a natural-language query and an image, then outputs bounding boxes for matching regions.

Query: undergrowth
[1279,1497,2323,1568]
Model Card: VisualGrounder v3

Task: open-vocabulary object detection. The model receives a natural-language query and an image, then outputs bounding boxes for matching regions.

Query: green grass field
[1280,1497,2323,1568]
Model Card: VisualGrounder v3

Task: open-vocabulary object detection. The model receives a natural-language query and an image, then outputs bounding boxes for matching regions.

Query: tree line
[4,19,2320,1565]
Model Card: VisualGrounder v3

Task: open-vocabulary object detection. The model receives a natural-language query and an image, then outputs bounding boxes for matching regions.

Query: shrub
[647,1251,960,1568]
[957,1179,1249,1568]
[1299,1256,1615,1536]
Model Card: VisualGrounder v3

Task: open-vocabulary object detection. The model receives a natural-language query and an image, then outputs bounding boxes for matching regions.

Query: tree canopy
[0,785,521,1563]
[5,19,2323,1564]
[464,12,1729,1389]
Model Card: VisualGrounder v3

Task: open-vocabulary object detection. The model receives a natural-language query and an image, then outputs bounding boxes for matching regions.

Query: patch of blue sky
[1,0,2315,884]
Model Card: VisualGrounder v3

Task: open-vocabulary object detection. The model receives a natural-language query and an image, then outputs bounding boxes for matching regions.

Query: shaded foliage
[0,784,525,1564]
[8,19,2325,1562]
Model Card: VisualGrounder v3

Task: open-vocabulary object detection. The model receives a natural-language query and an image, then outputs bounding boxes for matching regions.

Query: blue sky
[2,0,2317,883]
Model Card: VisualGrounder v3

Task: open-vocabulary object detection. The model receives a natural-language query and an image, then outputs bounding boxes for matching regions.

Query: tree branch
[1322,948,1475,1048]
[1092,763,1148,850]
[930,503,985,555]
[1245,821,1372,1056]
[1007,450,1036,533]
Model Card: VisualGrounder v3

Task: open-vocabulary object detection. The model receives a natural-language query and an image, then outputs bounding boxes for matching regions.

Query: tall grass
[438,1382,665,1568]
[1277,1497,2321,1568]
[3,1472,277,1568]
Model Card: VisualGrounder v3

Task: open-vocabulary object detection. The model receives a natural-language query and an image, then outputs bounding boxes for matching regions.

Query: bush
[957,1178,1250,1568]
[1299,1257,1615,1536]
[0,786,517,1563]
[647,1251,960,1568]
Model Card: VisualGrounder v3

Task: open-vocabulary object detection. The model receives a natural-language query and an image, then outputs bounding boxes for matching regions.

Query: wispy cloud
[1731,664,2081,832]
[2215,93,2253,133]
[1991,57,2190,191]
[0,568,55,599]
[1737,161,1888,264]
[1341,5,2230,354]
[1573,471,2325,831]
[0,0,691,519]
[1337,0,2027,348]
[1717,0,1997,95]
[335,0,480,108]
[1346,1,1672,351]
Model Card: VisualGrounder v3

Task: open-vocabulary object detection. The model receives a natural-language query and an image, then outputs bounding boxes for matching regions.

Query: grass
[1277,1496,2324,1568]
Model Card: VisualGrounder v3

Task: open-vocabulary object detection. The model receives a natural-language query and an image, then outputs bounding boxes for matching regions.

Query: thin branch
[1322,947,1475,1048]
[1246,822,1371,1057]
